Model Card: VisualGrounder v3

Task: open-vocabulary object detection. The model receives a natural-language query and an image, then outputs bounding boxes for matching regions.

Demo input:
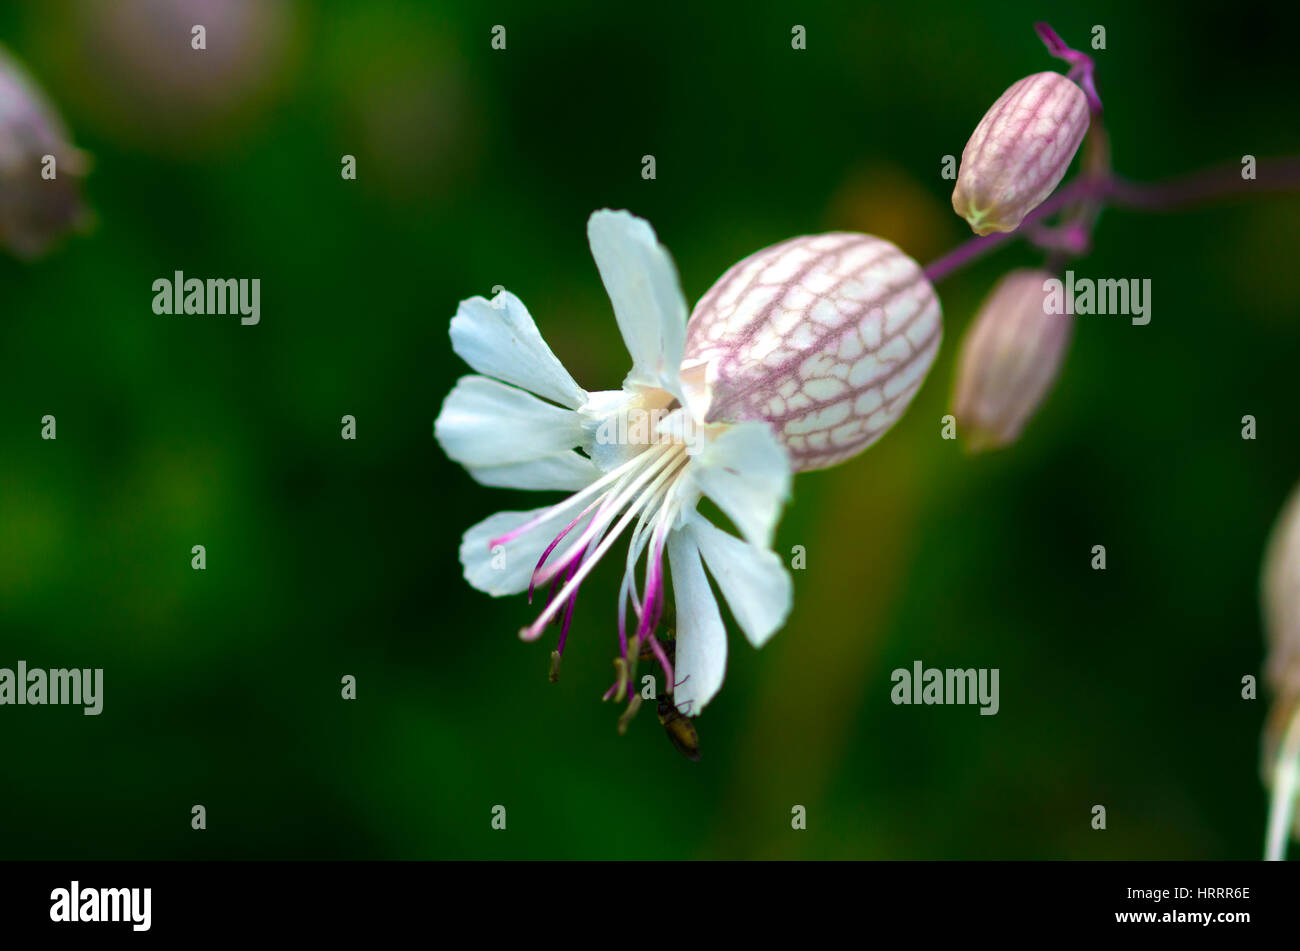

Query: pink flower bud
[0,46,90,259]
[682,233,942,471]
[951,72,1090,235]
[951,269,1071,451]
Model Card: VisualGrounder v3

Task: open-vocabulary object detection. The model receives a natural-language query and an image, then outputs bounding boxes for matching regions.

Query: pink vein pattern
[684,233,942,471]
[952,71,1090,236]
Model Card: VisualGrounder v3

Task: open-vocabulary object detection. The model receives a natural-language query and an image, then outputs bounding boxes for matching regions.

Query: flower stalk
[926,157,1300,284]
[929,24,1300,285]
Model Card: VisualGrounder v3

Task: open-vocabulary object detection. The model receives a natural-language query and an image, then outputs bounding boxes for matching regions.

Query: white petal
[586,210,688,399]
[666,525,727,715]
[436,375,586,467]
[577,388,650,472]
[460,504,592,597]
[690,514,792,648]
[466,451,601,492]
[688,421,792,549]
[450,291,587,409]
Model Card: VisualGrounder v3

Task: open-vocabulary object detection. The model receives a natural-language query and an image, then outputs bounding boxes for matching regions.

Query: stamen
[636,525,669,641]
[529,442,677,591]
[632,475,690,644]
[612,657,628,703]
[486,447,661,550]
[618,469,680,636]
[617,693,643,735]
[528,501,598,603]
[645,631,675,690]
[553,507,618,649]
[519,445,688,640]
[556,549,581,650]
[617,474,678,657]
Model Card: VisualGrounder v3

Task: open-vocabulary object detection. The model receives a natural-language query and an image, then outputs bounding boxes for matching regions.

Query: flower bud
[682,233,942,471]
[0,45,90,258]
[951,269,1071,451]
[951,72,1090,235]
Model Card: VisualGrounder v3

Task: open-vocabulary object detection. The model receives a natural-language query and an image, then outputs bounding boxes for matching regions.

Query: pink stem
[923,158,1300,285]
[1035,22,1101,113]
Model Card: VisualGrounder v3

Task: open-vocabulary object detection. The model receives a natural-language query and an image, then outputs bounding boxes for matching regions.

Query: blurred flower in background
[324,8,480,205]
[824,162,954,264]
[1262,480,1300,854]
[0,43,90,258]
[42,0,299,154]
[1263,483,1300,715]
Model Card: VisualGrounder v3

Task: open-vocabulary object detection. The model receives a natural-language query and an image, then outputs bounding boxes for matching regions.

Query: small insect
[657,697,700,762]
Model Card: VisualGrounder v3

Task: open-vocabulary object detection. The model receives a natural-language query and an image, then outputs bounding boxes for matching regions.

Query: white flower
[435,210,794,716]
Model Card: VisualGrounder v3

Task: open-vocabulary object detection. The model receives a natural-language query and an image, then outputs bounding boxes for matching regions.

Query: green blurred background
[2,0,1298,859]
